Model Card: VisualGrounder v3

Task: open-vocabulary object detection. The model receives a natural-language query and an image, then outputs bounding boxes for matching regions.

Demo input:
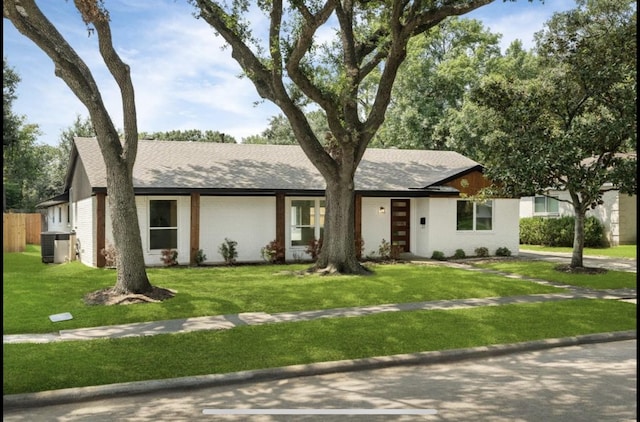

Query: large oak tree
[191,0,500,274]
[4,0,152,293]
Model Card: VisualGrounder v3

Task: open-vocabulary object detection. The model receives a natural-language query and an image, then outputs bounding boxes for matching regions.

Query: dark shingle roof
[74,137,482,193]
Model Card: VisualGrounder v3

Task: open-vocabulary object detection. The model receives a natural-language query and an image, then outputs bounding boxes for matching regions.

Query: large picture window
[457,200,493,231]
[291,199,325,246]
[534,196,559,215]
[149,199,177,250]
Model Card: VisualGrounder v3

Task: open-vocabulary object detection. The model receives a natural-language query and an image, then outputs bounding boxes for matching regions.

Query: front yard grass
[4,246,567,334]
[3,245,637,395]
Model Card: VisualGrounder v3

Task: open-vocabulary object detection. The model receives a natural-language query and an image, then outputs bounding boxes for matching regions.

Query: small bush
[100,243,117,267]
[305,238,323,261]
[355,237,365,259]
[475,247,489,257]
[261,240,285,264]
[377,239,391,260]
[431,250,445,261]
[218,238,238,265]
[194,249,207,266]
[495,247,511,257]
[390,244,403,260]
[453,249,466,259]
[161,249,178,266]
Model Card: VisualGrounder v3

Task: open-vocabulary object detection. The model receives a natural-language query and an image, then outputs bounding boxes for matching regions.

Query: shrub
[431,250,445,261]
[194,249,207,266]
[520,216,606,247]
[161,249,178,266]
[519,217,547,245]
[100,243,117,268]
[495,247,511,257]
[453,249,466,259]
[305,238,323,260]
[377,239,391,260]
[355,237,365,259]
[261,240,285,264]
[218,238,238,265]
[475,247,489,257]
[390,244,403,260]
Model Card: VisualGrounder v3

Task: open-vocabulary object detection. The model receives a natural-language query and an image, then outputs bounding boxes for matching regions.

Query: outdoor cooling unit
[41,232,71,264]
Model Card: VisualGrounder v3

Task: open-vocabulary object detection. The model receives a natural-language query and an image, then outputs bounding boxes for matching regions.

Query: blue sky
[3,0,576,146]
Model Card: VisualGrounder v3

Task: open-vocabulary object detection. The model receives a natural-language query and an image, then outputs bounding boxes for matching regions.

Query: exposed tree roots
[84,286,176,306]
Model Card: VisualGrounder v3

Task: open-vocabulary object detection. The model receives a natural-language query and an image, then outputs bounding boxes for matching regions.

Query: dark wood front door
[391,199,410,253]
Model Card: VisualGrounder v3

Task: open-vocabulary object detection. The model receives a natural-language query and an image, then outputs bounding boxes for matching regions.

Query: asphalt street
[3,339,636,422]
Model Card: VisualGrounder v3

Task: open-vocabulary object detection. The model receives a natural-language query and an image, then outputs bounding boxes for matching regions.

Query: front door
[391,199,410,253]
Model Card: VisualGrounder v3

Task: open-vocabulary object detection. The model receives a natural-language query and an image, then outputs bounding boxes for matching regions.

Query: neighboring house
[519,188,637,246]
[37,137,521,267]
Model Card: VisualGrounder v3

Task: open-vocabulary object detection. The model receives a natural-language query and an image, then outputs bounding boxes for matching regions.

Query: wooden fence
[3,213,42,252]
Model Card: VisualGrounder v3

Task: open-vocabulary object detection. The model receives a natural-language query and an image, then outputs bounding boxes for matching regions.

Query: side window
[534,196,559,215]
[149,200,177,250]
[457,200,493,231]
[290,199,325,246]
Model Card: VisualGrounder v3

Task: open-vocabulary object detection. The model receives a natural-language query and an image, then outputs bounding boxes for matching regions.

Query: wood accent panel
[190,193,200,265]
[445,171,492,196]
[275,192,285,263]
[96,192,106,268]
[355,194,362,259]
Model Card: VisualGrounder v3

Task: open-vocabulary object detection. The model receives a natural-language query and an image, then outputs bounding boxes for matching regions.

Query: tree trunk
[106,153,152,294]
[314,170,370,275]
[571,208,586,268]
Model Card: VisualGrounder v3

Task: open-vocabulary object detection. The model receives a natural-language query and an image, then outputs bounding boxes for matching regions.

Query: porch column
[96,192,106,268]
[190,193,200,265]
[355,193,362,260]
[275,192,285,263]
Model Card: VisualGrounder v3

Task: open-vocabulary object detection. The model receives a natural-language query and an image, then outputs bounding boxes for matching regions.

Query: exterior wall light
[379,206,386,214]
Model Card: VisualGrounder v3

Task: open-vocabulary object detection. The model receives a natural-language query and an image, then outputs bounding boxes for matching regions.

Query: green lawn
[3,245,637,395]
[520,244,637,259]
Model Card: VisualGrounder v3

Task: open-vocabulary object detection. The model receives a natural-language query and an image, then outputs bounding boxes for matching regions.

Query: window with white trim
[291,199,325,246]
[534,196,559,215]
[456,200,493,231]
[149,199,177,250]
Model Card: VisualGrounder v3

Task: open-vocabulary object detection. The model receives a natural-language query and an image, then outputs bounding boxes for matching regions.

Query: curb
[4,330,636,410]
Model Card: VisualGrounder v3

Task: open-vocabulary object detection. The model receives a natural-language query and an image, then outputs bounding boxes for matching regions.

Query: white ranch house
[39,137,520,267]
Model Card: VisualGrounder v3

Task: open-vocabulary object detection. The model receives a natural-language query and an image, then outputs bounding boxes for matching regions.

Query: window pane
[319,201,326,226]
[291,200,314,225]
[476,201,493,231]
[456,201,474,230]
[548,197,559,213]
[150,229,177,249]
[292,227,315,246]
[534,197,546,213]
[150,200,177,227]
